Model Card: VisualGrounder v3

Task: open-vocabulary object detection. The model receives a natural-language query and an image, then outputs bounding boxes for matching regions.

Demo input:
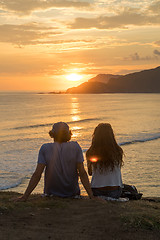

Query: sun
[66,73,83,81]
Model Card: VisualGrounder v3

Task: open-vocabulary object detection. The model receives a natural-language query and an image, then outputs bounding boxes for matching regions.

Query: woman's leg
[92,187,122,199]
[108,188,122,199]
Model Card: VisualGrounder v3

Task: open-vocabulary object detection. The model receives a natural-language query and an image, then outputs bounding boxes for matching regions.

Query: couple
[19,122,123,201]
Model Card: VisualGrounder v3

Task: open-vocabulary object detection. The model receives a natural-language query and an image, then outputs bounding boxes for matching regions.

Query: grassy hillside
[1,191,160,240]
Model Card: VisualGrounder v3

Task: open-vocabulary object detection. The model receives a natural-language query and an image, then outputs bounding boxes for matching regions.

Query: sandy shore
[0,191,160,240]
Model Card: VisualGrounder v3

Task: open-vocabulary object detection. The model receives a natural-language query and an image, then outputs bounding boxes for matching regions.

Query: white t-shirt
[91,165,123,188]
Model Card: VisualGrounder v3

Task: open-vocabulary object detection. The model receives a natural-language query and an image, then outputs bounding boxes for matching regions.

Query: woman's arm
[17,163,45,201]
[87,159,92,176]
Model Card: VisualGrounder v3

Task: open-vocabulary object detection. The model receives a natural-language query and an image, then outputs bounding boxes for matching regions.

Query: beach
[0,191,160,240]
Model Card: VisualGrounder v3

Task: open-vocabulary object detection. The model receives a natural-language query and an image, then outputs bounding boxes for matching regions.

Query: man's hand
[11,194,28,202]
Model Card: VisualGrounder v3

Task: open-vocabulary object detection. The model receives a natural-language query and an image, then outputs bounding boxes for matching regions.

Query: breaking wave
[119,133,160,146]
[12,118,101,130]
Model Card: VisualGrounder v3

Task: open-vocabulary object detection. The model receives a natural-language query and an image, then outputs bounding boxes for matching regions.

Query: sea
[0,92,160,197]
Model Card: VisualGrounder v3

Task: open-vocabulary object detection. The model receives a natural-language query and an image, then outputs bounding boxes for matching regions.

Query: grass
[120,199,160,230]
[1,191,160,240]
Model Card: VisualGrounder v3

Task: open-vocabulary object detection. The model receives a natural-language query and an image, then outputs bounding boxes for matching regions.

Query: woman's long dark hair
[86,123,124,172]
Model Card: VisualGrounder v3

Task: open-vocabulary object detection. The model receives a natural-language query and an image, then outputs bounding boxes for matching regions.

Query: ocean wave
[0,178,24,190]
[13,123,52,130]
[82,132,160,151]
[119,133,160,146]
[82,148,89,153]
[11,118,101,130]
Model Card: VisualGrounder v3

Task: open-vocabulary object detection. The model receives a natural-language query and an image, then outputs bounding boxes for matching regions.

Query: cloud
[0,0,91,15]
[0,22,61,45]
[0,23,100,47]
[149,0,160,14]
[154,49,160,56]
[154,40,160,46]
[0,22,123,48]
[68,8,160,29]
[123,52,158,61]
[129,53,140,61]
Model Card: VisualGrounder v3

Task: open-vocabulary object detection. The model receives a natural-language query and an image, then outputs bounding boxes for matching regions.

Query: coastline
[1,191,160,240]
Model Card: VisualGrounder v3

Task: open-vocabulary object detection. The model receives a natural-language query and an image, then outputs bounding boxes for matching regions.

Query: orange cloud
[149,0,160,13]
[0,22,61,46]
[68,8,160,29]
[0,0,91,15]
[154,40,160,46]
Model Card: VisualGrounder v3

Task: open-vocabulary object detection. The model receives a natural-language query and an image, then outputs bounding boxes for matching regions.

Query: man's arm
[17,163,45,201]
[77,162,94,199]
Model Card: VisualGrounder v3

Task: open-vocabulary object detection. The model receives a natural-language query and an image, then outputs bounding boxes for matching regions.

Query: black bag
[121,184,143,200]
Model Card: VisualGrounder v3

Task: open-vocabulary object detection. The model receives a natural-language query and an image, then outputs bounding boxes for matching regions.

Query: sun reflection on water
[71,97,81,139]
[71,97,81,120]
[72,126,82,130]
[72,115,80,121]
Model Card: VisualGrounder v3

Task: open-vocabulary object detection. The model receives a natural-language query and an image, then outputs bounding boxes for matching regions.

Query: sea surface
[0,92,160,197]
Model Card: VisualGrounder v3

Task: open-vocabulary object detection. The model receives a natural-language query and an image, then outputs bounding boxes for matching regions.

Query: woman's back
[91,165,122,188]
[86,123,123,199]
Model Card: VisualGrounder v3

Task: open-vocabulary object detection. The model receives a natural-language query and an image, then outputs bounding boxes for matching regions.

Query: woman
[86,123,124,199]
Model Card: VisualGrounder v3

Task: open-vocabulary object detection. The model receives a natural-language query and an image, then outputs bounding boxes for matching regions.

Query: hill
[88,74,121,84]
[66,81,108,94]
[66,66,160,93]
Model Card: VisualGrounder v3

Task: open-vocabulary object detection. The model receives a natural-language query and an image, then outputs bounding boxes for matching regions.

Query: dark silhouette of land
[89,74,121,84]
[66,66,160,93]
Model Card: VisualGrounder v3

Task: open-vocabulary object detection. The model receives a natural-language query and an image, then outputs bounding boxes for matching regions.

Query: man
[18,122,94,201]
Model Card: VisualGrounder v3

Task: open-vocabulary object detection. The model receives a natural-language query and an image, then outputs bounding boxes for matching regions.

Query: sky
[0,0,160,91]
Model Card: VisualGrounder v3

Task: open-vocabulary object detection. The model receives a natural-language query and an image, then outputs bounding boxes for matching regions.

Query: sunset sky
[0,0,160,91]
